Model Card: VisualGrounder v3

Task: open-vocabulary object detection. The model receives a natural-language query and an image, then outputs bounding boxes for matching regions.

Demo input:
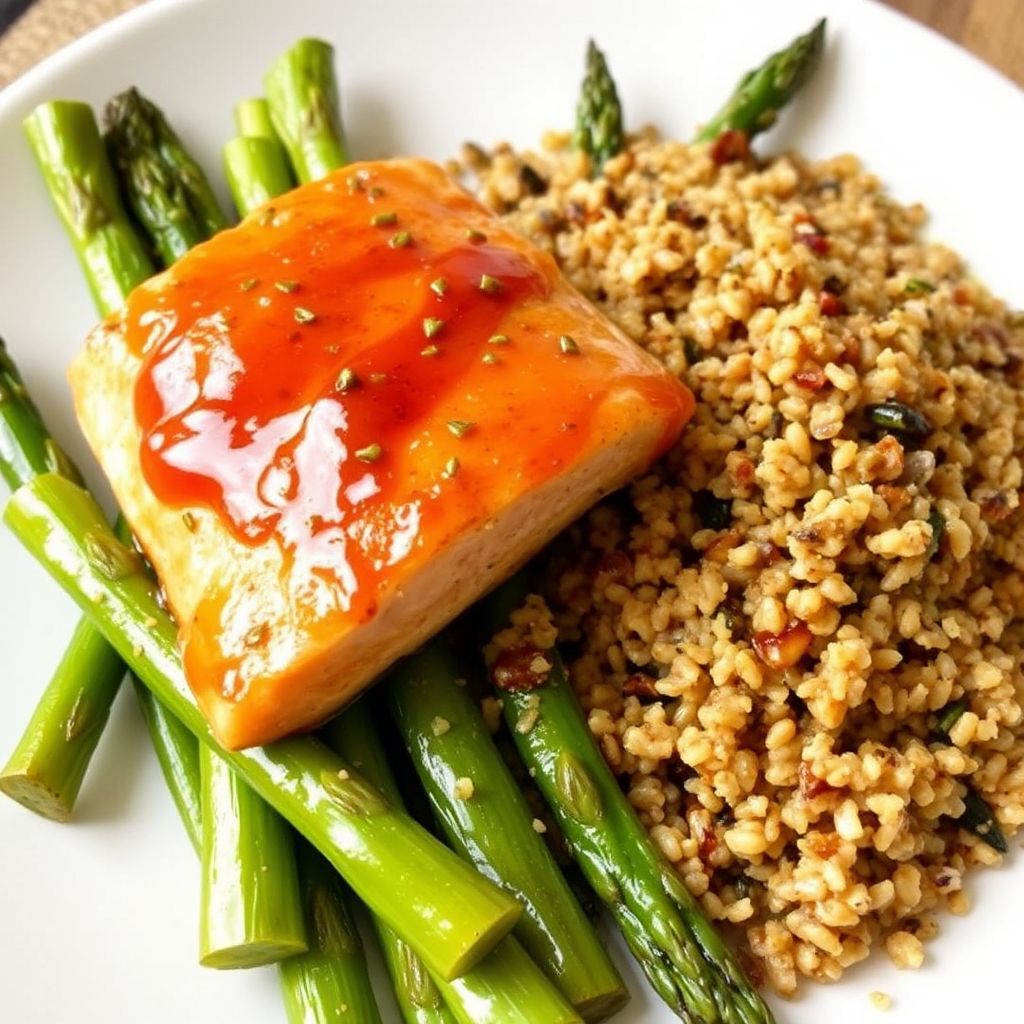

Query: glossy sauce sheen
[119,159,693,715]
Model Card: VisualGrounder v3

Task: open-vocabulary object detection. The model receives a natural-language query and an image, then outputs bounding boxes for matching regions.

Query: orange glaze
[120,159,694,716]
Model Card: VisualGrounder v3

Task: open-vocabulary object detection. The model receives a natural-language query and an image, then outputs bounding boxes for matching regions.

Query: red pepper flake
[689,809,719,859]
[792,360,828,391]
[490,643,552,692]
[710,129,751,165]
[802,233,829,255]
[794,214,830,255]
[819,291,847,317]
[752,622,813,670]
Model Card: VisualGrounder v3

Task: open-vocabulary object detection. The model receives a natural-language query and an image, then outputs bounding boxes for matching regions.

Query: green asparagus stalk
[103,86,229,263]
[2,103,149,822]
[234,96,278,139]
[431,934,584,1024]
[4,471,521,981]
[20,95,238,865]
[1,335,126,821]
[0,614,125,820]
[572,40,625,173]
[385,637,629,1021]
[23,100,155,314]
[132,677,203,851]
[375,922,456,1024]
[321,704,456,1024]
[324,700,583,1024]
[223,97,295,216]
[0,338,81,492]
[198,744,308,968]
[223,137,294,215]
[480,576,775,1024]
[17,95,221,831]
[278,839,384,1024]
[695,18,827,143]
[264,38,350,182]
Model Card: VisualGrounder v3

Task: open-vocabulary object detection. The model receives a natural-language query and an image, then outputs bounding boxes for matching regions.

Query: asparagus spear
[4,472,521,980]
[234,96,278,139]
[3,331,197,833]
[0,340,118,823]
[264,38,350,182]
[322,705,461,1024]
[132,677,203,851]
[385,637,629,1021]
[198,743,308,968]
[573,39,625,173]
[324,699,583,1024]
[0,612,125,820]
[480,576,775,1024]
[21,99,258,896]
[223,97,295,216]
[3,103,153,822]
[0,337,81,492]
[695,18,827,143]
[23,100,155,314]
[431,933,584,1024]
[103,86,229,263]
[278,839,384,1024]
[3,331,203,847]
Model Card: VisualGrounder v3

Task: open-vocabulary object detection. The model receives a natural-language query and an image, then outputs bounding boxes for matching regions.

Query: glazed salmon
[68,158,694,749]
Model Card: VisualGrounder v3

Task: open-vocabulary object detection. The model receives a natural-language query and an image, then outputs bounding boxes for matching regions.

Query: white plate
[1,1,1022,1022]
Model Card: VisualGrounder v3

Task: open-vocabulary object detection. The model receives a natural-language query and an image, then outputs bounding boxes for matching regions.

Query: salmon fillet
[68,158,694,749]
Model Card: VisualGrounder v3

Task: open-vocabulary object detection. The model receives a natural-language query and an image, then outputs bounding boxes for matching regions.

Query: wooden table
[886,0,1024,87]
[1,0,1023,92]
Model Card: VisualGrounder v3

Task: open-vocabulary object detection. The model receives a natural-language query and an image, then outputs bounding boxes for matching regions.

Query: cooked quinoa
[461,127,1024,997]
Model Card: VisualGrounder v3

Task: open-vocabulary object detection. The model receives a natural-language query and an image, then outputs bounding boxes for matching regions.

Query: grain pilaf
[461,126,1024,997]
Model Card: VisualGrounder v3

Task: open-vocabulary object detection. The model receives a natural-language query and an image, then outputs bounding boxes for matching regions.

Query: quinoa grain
[468,126,1024,997]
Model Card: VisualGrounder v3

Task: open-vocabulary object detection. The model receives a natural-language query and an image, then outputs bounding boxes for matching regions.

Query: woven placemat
[0,0,143,88]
